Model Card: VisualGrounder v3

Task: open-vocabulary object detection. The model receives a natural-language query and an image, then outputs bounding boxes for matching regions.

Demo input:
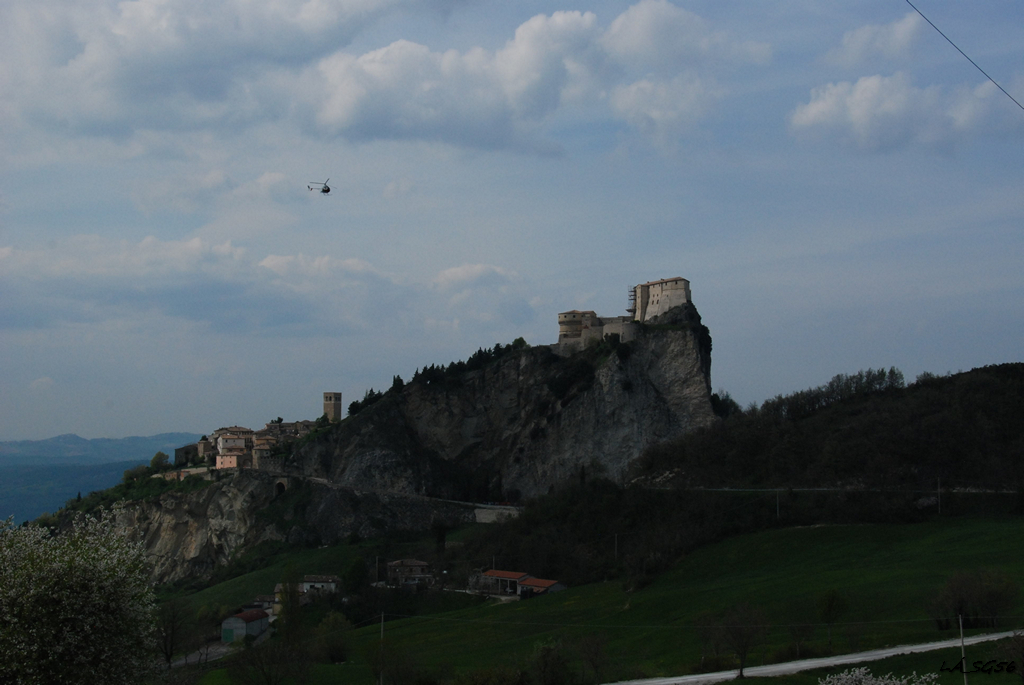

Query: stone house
[387,559,434,587]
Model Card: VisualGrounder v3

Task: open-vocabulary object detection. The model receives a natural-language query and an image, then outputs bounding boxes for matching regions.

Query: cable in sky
[904,0,1024,112]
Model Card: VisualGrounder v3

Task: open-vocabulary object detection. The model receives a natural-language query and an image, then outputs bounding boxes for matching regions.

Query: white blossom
[0,510,156,684]
[820,667,940,685]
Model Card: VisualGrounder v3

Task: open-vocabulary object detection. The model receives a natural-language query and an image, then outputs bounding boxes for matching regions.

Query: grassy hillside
[194,516,1024,684]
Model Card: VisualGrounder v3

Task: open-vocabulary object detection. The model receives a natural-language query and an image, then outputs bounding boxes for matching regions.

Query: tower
[323,392,343,422]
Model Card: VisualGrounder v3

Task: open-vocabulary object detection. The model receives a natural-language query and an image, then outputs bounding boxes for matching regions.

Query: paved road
[604,631,1018,685]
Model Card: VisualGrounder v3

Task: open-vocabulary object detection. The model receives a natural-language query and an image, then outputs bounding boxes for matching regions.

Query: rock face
[116,303,715,584]
[292,303,716,500]
[114,471,476,584]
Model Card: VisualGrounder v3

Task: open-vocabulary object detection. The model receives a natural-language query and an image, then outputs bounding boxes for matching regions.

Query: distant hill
[0,432,202,466]
[0,432,202,524]
[0,461,150,524]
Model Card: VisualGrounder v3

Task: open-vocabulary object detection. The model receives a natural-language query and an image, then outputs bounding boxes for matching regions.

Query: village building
[302,575,341,594]
[387,559,434,587]
[470,570,566,598]
[221,609,269,643]
[518,577,566,597]
[471,570,531,596]
[173,443,199,467]
[196,436,216,463]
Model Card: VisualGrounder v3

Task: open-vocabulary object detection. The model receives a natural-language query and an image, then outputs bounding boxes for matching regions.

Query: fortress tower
[323,392,343,422]
[554,277,692,354]
[632,277,691,322]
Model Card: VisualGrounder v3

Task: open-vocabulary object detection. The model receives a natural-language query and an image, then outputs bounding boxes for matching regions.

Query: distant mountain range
[0,433,202,523]
[0,432,202,466]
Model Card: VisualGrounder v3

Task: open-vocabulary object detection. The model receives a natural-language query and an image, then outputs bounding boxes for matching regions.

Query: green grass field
[196,516,1024,684]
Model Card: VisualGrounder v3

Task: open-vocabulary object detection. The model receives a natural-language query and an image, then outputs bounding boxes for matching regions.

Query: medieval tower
[323,392,343,422]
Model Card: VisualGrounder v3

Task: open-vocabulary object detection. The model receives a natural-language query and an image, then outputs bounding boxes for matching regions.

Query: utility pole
[379,612,385,685]
[959,614,967,685]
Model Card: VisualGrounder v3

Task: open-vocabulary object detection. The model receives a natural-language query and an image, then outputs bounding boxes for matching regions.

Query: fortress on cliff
[556,277,691,353]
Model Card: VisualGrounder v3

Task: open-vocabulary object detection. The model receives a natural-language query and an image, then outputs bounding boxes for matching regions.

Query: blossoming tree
[0,512,155,684]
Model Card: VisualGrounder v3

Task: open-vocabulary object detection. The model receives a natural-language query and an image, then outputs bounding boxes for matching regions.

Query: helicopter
[308,179,331,195]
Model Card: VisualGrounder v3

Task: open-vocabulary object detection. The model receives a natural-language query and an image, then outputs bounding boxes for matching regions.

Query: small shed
[221,609,269,643]
[519,577,566,597]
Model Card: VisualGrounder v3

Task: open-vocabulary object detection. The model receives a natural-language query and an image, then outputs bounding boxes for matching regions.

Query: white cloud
[1,0,768,150]
[0,235,246,279]
[790,72,1011,150]
[601,0,770,72]
[30,377,55,391]
[303,3,765,149]
[434,263,513,289]
[431,264,535,326]
[0,0,461,134]
[609,74,722,143]
[826,12,921,68]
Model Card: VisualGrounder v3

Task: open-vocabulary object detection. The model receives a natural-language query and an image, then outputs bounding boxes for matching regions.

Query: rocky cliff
[290,302,716,500]
[116,303,715,584]
[113,471,476,584]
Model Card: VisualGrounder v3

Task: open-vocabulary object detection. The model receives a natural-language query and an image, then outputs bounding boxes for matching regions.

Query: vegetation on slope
[189,516,1024,685]
[636,363,1024,492]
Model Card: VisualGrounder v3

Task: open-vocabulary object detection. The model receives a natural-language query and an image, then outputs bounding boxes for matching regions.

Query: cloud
[30,377,55,391]
[431,264,535,327]
[434,263,514,289]
[609,74,723,143]
[0,0,465,135]
[2,1,769,150]
[0,238,539,339]
[826,13,921,68]
[601,0,770,72]
[790,72,1013,150]
[309,11,603,150]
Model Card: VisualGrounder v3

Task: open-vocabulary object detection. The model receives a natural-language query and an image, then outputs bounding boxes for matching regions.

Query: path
[605,631,1018,685]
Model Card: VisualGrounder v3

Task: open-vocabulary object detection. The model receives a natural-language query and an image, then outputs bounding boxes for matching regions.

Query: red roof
[520,578,560,588]
[483,570,529,580]
[233,609,269,623]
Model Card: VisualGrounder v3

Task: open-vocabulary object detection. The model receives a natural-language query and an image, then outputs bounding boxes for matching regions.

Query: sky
[1,0,1022,441]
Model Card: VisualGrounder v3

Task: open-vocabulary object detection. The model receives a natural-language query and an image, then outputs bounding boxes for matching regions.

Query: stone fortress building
[556,277,691,353]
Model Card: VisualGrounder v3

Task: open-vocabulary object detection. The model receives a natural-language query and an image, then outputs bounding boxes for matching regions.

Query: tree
[151,451,170,469]
[0,512,155,684]
[931,569,1017,629]
[276,565,305,646]
[694,610,725,670]
[311,611,352,664]
[344,556,369,594]
[226,638,309,685]
[722,603,768,678]
[818,589,848,652]
[155,597,192,669]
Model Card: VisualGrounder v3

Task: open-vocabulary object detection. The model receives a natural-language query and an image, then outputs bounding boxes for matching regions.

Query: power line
[904,0,1024,112]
